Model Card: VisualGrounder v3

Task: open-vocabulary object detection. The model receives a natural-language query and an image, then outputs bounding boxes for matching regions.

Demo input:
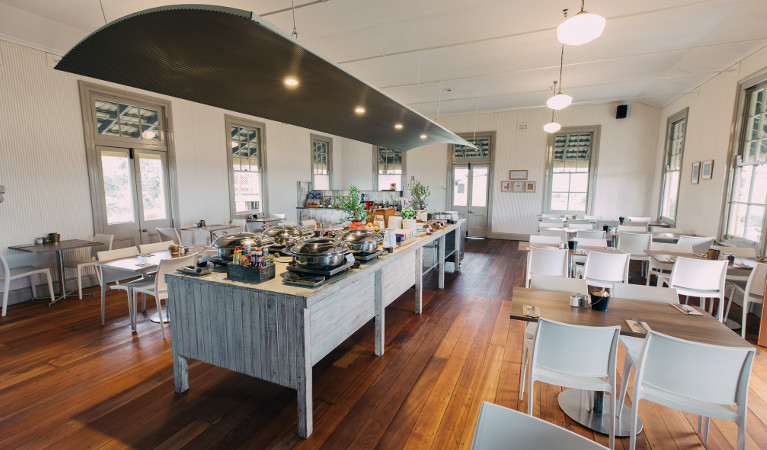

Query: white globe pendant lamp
[557,2,606,46]
[546,45,572,111]
[544,110,561,133]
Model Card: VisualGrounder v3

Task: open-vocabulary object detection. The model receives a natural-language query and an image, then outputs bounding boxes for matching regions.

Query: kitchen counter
[165,221,465,438]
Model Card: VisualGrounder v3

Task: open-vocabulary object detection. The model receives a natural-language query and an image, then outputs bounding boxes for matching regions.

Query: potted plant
[410,180,430,221]
[332,185,369,228]
[401,208,417,230]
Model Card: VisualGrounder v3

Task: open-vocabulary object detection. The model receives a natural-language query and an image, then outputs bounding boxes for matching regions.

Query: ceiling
[2,0,767,118]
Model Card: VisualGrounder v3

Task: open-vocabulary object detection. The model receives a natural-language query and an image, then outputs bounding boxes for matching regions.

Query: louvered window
[545,128,600,214]
[227,117,266,215]
[376,146,404,190]
[311,135,332,190]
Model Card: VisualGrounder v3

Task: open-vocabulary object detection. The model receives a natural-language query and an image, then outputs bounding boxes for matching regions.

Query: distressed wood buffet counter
[165,221,465,438]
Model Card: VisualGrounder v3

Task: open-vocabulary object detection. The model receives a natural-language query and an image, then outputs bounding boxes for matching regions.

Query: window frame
[372,145,406,191]
[543,126,601,215]
[310,134,333,190]
[225,115,269,219]
[658,108,689,225]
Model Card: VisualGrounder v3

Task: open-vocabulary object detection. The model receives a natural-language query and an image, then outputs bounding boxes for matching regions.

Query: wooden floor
[1,239,766,449]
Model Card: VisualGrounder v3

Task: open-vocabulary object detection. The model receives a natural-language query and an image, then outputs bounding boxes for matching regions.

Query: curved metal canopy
[55,4,472,151]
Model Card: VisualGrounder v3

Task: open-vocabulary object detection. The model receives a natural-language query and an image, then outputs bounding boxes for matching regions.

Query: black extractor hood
[55,4,473,151]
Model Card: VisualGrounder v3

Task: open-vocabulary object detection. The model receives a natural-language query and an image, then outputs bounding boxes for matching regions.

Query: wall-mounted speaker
[616,104,628,119]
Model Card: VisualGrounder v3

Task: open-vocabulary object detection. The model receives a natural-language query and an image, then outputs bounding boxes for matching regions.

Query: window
[375,146,405,190]
[544,127,600,214]
[724,80,767,248]
[311,135,332,190]
[453,137,491,160]
[95,99,161,141]
[659,109,688,223]
[226,116,267,217]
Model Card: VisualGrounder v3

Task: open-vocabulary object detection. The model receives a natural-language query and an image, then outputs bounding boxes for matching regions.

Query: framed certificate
[509,170,528,180]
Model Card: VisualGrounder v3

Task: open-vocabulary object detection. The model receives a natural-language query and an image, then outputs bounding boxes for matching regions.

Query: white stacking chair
[0,253,55,317]
[156,227,182,244]
[528,319,621,449]
[628,331,755,450]
[617,232,652,278]
[130,253,197,338]
[539,228,567,242]
[656,227,694,234]
[301,219,317,229]
[526,247,568,288]
[724,262,767,338]
[667,257,728,321]
[573,237,608,248]
[529,235,561,246]
[568,223,596,231]
[581,251,630,290]
[645,242,693,286]
[617,224,647,233]
[139,241,175,254]
[471,401,607,450]
[539,220,564,230]
[62,233,114,299]
[96,247,142,325]
[677,235,714,255]
[611,284,679,417]
[576,229,606,239]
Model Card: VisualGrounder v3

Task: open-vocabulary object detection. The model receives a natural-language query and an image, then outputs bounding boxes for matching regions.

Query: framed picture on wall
[509,170,528,180]
[525,181,536,192]
[512,181,524,192]
[701,160,714,180]
[500,181,511,192]
[691,161,700,184]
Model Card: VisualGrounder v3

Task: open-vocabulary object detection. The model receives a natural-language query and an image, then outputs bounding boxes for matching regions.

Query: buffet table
[165,221,464,438]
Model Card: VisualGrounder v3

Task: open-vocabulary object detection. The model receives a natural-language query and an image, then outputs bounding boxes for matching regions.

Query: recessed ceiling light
[420,134,427,139]
[284,77,298,87]
[355,106,366,114]
[394,123,403,130]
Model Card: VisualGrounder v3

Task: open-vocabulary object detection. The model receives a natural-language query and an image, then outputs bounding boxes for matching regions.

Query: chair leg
[157,297,166,339]
[630,396,640,450]
[2,283,9,317]
[609,382,616,450]
[45,272,55,302]
[737,416,746,450]
[30,276,37,299]
[703,417,710,443]
[527,378,535,416]
[741,298,749,339]
[141,293,146,312]
[77,266,83,300]
[617,355,632,417]
[725,286,736,326]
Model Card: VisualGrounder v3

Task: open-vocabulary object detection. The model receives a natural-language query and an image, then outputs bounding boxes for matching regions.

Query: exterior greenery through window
[376,146,404,190]
[725,81,767,247]
[659,109,687,223]
[545,128,599,214]
[311,136,331,190]
[229,119,264,215]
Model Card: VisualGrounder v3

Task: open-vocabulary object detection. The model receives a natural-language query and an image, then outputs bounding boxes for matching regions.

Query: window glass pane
[378,174,402,191]
[744,141,757,163]
[732,166,752,202]
[549,131,593,212]
[471,166,488,207]
[568,193,587,212]
[661,171,679,220]
[101,151,135,224]
[753,164,767,205]
[746,205,764,241]
[138,153,167,221]
[570,173,589,192]
[95,99,120,136]
[313,174,330,191]
[551,193,568,211]
[749,115,761,141]
[728,203,747,237]
[454,138,490,159]
[453,167,469,207]
[750,89,763,116]
[552,173,569,192]
[234,170,261,214]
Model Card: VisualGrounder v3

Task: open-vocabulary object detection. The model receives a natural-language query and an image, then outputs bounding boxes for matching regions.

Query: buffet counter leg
[374,269,384,356]
[415,247,423,314]
[438,236,445,289]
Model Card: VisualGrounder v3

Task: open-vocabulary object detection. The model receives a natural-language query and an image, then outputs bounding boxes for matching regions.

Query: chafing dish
[284,237,350,269]
[332,229,383,254]
[262,225,314,247]
[211,232,275,258]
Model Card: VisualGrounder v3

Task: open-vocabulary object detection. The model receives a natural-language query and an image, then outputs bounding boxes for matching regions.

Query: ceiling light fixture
[557,3,606,46]
[544,110,561,133]
[394,123,403,130]
[546,45,572,110]
[354,106,366,114]
[420,134,427,139]
[284,77,298,87]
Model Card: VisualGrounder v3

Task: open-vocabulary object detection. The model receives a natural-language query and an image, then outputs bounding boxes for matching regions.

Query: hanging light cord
[557,44,565,94]
[291,0,299,39]
[99,0,107,24]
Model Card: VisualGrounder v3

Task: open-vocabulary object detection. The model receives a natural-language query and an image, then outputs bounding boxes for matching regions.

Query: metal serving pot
[333,229,383,254]
[285,237,350,269]
[211,232,275,258]
[262,225,314,247]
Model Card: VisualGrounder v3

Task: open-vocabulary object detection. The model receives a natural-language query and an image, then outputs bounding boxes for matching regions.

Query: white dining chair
[667,257,728,321]
[571,238,610,277]
[711,245,756,282]
[138,241,175,254]
[529,235,561,246]
[526,247,568,288]
[611,284,679,418]
[539,220,564,230]
[617,232,652,278]
[724,262,767,337]
[576,230,606,239]
[471,401,608,450]
[568,223,596,230]
[539,228,567,241]
[130,253,197,338]
[0,253,55,317]
[62,233,114,299]
[657,227,694,235]
[581,251,630,290]
[573,237,608,248]
[677,235,714,255]
[645,242,693,286]
[628,330,755,450]
[96,247,142,325]
[156,227,182,244]
[617,225,647,233]
[528,318,620,449]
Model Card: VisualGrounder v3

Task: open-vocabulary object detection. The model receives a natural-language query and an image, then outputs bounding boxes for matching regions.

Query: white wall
[651,45,767,238]
[339,138,373,190]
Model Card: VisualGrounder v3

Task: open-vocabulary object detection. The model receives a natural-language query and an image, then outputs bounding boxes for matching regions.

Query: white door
[97,146,172,248]
[452,164,489,237]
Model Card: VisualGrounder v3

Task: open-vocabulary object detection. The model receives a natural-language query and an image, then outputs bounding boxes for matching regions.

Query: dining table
[510,287,756,437]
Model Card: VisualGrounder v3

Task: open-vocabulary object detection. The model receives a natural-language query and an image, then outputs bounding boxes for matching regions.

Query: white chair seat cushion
[640,383,740,422]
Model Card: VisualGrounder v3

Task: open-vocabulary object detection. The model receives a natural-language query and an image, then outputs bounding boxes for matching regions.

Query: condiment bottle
[233,247,240,264]
[254,248,263,268]
[262,247,271,266]
[240,247,251,266]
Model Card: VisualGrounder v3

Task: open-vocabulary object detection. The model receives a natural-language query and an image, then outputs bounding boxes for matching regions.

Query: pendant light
[557,2,606,46]
[546,45,572,110]
[543,109,561,133]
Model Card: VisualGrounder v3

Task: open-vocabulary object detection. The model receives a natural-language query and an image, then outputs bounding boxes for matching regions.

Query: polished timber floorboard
[1,239,767,449]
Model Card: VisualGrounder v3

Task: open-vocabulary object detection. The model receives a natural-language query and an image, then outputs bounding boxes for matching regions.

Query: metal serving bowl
[285,237,350,269]
[262,225,314,247]
[333,229,383,254]
[211,232,275,258]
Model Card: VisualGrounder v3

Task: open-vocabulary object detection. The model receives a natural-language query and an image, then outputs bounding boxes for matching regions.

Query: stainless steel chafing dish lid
[262,225,314,240]
[333,229,383,244]
[211,232,275,249]
[287,237,350,256]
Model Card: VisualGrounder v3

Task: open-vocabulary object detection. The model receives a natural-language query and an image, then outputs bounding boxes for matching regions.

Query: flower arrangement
[332,185,369,223]
[410,180,430,211]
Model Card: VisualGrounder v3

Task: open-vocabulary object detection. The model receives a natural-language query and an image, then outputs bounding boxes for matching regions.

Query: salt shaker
[570,292,580,307]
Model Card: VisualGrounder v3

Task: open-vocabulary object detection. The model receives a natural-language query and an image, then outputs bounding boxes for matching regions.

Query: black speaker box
[616,104,628,119]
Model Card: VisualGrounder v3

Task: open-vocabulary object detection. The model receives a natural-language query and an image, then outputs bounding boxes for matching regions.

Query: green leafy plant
[401,208,415,220]
[410,180,430,211]
[332,185,369,223]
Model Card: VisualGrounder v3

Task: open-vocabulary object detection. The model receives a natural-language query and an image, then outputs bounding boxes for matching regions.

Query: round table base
[558,389,642,437]
[150,310,171,324]
[726,320,742,331]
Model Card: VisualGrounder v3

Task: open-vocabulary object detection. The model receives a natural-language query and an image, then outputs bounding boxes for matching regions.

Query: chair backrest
[539,228,567,241]
[530,274,587,294]
[532,318,620,378]
[743,262,767,297]
[573,238,608,248]
[636,331,755,407]
[541,214,563,220]
[711,245,757,259]
[658,227,694,234]
[97,246,140,262]
[156,228,181,245]
[155,254,198,293]
[90,234,114,258]
[611,283,679,304]
[618,225,647,233]
[576,230,605,239]
[471,402,608,450]
[530,235,561,246]
[568,223,595,230]
[677,236,714,254]
[617,232,652,255]
[668,257,728,292]
[527,247,568,287]
[583,251,630,284]
[627,216,651,223]
[301,219,317,229]
[139,241,175,254]
[650,242,693,253]
[568,218,594,225]
[540,220,564,229]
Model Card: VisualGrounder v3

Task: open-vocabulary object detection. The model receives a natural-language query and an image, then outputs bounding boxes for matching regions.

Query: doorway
[451,164,489,237]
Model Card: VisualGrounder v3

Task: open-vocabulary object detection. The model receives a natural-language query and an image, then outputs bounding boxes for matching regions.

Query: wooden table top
[519,242,621,254]
[644,249,756,270]
[97,249,202,273]
[9,239,102,253]
[511,287,756,351]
